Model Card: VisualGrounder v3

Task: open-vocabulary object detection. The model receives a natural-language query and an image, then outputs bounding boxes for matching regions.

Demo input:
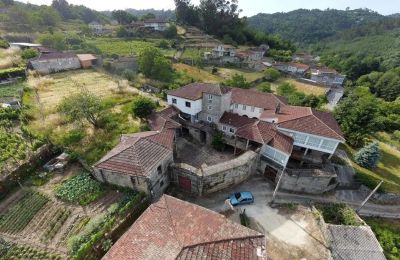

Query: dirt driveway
[184,175,332,260]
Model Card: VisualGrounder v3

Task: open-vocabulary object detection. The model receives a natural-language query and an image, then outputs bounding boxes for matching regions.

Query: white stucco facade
[167,95,202,116]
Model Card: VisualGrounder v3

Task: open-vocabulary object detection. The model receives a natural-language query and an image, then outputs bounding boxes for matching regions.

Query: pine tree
[354,142,381,169]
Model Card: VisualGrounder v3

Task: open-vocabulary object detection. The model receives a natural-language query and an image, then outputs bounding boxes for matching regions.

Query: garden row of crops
[41,208,71,243]
[54,172,104,205]
[86,38,157,56]
[0,241,62,260]
[0,191,48,234]
[0,81,24,97]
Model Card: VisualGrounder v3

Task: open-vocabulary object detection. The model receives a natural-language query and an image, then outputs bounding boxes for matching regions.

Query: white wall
[278,127,341,154]
[167,95,202,116]
[231,103,262,118]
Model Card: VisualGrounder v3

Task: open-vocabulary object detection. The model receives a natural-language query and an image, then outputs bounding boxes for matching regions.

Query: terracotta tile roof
[76,54,97,61]
[168,83,231,100]
[287,62,310,70]
[94,131,174,177]
[237,121,294,154]
[219,112,257,128]
[149,106,181,131]
[231,88,287,109]
[275,106,345,141]
[103,195,266,260]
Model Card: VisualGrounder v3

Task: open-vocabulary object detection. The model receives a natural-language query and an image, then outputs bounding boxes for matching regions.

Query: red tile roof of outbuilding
[103,195,266,260]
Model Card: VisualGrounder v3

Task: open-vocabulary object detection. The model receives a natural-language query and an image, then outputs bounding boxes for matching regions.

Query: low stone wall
[279,169,338,194]
[169,150,258,195]
[359,185,400,205]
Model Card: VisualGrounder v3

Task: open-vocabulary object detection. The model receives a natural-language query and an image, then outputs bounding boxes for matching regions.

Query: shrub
[122,69,135,81]
[317,203,363,226]
[131,96,156,119]
[264,68,280,81]
[21,48,39,60]
[257,82,272,93]
[0,39,9,48]
[157,40,169,49]
[225,73,250,89]
[54,172,104,205]
[211,131,225,151]
[354,142,381,169]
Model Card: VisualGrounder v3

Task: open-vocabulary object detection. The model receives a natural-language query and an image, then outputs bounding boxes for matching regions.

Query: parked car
[228,192,254,206]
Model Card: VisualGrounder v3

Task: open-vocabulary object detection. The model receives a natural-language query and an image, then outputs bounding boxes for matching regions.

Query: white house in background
[88,21,103,34]
[143,19,169,31]
[212,44,236,58]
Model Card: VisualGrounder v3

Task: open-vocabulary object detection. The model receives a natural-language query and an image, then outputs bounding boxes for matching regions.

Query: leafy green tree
[58,89,104,128]
[211,131,225,151]
[37,6,61,27]
[38,32,66,51]
[225,74,250,89]
[112,10,136,25]
[21,48,39,59]
[164,24,178,39]
[334,87,379,146]
[131,96,156,119]
[257,82,272,93]
[116,26,131,38]
[264,68,280,81]
[51,0,74,20]
[157,40,170,49]
[354,142,381,169]
[138,47,173,81]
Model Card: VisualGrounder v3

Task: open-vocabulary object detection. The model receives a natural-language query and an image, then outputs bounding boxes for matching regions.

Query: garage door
[178,176,191,193]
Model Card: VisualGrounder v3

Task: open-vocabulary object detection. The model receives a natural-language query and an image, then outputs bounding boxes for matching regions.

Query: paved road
[188,175,400,219]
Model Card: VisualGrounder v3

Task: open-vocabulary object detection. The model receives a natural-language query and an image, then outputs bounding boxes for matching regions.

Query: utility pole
[270,166,286,205]
[356,180,384,213]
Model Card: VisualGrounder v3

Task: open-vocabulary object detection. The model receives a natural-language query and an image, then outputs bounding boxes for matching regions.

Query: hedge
[0,67,26,81]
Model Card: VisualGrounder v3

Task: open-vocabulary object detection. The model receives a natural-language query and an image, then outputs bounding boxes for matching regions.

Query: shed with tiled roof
[103,195,266,260]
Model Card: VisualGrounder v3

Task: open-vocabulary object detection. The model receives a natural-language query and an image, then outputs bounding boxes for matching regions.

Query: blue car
[228,191,254,206]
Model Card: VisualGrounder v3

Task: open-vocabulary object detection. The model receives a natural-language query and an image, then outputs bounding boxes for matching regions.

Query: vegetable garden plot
[0,191,48,234]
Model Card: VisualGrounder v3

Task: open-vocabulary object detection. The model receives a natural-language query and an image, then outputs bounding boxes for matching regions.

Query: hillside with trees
[248,8,384,45]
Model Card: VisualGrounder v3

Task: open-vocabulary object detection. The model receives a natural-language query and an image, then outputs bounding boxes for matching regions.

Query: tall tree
[111,10,136,25]
[52,0,74,20]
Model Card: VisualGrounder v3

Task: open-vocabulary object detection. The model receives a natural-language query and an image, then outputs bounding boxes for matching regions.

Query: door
[200,130,207,144]
[264,165,278,182]
[178,176,191,193]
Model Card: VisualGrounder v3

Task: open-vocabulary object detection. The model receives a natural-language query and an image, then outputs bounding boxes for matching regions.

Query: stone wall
[30,57,81,74]
[169,150,258,195]
[279,169,338,194]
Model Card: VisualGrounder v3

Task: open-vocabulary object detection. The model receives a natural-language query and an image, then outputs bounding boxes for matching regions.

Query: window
[208,99,212,104]
[234,104,239,109]
[222,126,227,131]
[307,136,321,147]
[229,128,235,133]
[185,101,191,108]
[251,106,255,112]
[160,181,164,187]
[243,105,246,110]
[321,140,337,151]
[208,105,212,110]
[172,98,177,104]
[208,94,213,100]
[207,116,212,122]
[293,133,307,144]
[157,165,162,175]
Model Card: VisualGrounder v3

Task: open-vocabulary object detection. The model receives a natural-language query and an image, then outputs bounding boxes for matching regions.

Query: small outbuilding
[77,54,97,68]
[28,52,81,74]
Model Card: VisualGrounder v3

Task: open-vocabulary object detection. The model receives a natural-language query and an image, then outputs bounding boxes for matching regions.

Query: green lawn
[181,48,203,60]
[341,141,400,194]
[213,67,265,82]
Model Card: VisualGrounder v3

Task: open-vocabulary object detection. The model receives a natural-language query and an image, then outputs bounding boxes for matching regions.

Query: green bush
[131,96,156,119]
[60,130,84,146]
[54,172,104,205]
[317,203,363,226]
[264,68,280,81]
[0,39,9,49]
[211,131,225,151]
[225,73,250,88]
[365,218,400,260]
[354,142,381,169]
[257,82,272,93]
[21,48,39,60]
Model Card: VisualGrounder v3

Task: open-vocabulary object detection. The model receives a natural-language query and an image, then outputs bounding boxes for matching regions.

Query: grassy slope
[173,63,222,83]
[341,141,400,193]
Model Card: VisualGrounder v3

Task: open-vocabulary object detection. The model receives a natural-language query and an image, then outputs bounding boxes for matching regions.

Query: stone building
[28,52,81,74]
[93,130,176,199]
[103,195,266,260]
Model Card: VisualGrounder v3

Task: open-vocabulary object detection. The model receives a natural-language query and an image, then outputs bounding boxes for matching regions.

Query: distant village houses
[129,19,170,32]
[88,21,103,34]
[311,68,346,87]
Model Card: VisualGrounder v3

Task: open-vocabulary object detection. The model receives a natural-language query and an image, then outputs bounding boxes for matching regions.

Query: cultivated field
[214,67,265,82]
[0,164,124,259]
[285,78,327,96]
[0,81,24,98]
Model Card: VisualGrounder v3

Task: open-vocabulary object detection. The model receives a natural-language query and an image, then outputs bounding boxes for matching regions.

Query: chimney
[275,103,281,114]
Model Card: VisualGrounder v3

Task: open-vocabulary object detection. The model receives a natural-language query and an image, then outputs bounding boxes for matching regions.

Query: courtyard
[175,137,237,168]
